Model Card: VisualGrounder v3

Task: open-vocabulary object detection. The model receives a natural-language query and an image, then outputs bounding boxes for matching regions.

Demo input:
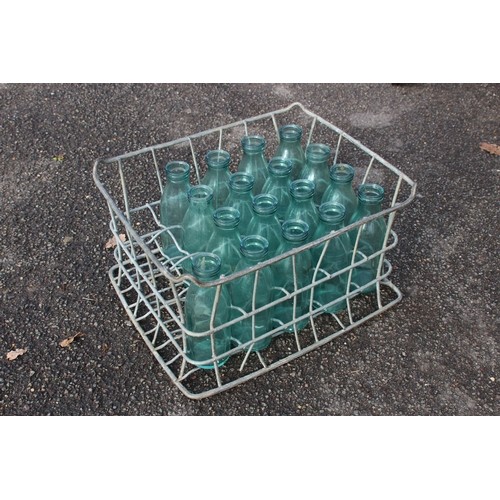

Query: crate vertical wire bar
[151,148,163,194]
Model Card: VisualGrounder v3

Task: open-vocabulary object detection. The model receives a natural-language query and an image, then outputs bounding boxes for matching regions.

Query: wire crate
[93,102,416,399]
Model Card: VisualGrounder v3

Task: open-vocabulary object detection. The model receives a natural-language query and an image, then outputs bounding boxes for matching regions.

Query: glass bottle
[206,206,241,277]
[273,124,306,180]
[230,235,274,351]
[261,157,293,221]
[299,143,331,205]
[200,149,231,209]
[237,135,268,195]
[246,193,282,258]
[311,202,352,314]
[181,185,214,273]
[284,179,318,240]
[159,161,191,262]
[321,163,358,224]
[271,220,312,333]
[224,172,255,236]
[349,183,387,294]
[184,253,232,369]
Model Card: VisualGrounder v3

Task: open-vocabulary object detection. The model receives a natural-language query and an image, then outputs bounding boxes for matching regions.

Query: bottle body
[285,179,318,240]
[349,184,387,293]
[273,124,305,180]
[261,158,293,221]
[159,161,191,262]
[224,172,255,236]
[299,143,331,205]
[200,150,231,209]
[237,136,268,195]
[321,163,358,224]
[231,235,273,351]
[246,194,282,257]
[184,253,232,369]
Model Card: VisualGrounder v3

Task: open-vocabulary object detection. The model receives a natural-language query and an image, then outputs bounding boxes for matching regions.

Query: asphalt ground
[0,83,498,416]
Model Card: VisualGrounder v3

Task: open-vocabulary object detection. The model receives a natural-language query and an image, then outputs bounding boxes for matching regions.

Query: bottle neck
[191,253,222,281]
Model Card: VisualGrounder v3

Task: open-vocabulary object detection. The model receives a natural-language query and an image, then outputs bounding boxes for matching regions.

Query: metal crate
[93,102,416,399]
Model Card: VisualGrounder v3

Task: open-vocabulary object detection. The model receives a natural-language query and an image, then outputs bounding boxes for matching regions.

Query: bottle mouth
[329,163,355,183]
[165,161,190,181]
[281,219,309,242]
[289,179,315,199]
[279,124,303,141]
[241,135,266,152]
[305,143,331,162]
[205,149,231,169]
[252,193,278,215]
[228,172,254,193]
[191,252,221,279]
[358,183,385,203]
[240,235,269,259]
[318,201,346,223]
[268,158,293,177]
[213,206,241,228]
[187,184,214,203]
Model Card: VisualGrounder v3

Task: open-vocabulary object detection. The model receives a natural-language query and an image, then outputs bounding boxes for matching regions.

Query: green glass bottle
[285,179,318,240]
[181,185,214,273]
[159,161,191,263]
[271,220,312,333]
[224,172,255,236]
[246,193,282,258]
[273,124,306,180]
[321,163,358,224]
[206,206,241,277]
[311,202,352,314]
[184,253,232,369]
[349,183,387,294]
[299,143,331,205]
[261,158,293,221]
[231,235,274,351]
[237,135,268,195]
[200,149,231,209]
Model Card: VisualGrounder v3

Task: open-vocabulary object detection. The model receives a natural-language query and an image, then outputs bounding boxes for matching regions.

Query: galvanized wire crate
[93,102,416,399]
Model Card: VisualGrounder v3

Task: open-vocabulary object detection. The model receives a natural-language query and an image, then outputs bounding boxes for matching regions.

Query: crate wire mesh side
[93,102,417,399]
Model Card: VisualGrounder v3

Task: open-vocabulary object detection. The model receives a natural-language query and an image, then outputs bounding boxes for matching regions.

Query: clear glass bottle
[224,172,255,236]
[321,163,358,224]
[184,253,232,369]
[237,135,268,195]
[261,157,293,221]
[230,235,274,351]
[349,183,387,294]
[159,161,191,262]
[181,185,214,273]
[311,202,352,314]
[285,179,318,240]
[299,143,331,205]
[273,124,306,180]
[246,193,282,257]
[271,220,312,333]
[200,149,231,209]
[206,206,241,277]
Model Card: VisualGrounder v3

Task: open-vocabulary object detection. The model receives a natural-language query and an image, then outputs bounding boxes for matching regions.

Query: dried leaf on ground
[479,142,500,156]
[59,332,85,348]
[105,233,126,249]
[6,348,27,361]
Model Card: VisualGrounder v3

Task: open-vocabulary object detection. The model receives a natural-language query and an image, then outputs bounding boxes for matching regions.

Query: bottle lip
[268,157,293,177]
[240,235,269,259]
[318,201,346,223]
[165,161,190,181]
[279,124,303,141]
[241,135,266,152]
[289,179,315,199]
[358,183,385,203]
[213,206,241,228]
[305,143,331,162]
[205,149,231,169]
[281,219,309,242]
[329,163,355,183]
[228,172,254,192]
[187,184,214,203]
[252,193,278,215]
[191,252,221,280]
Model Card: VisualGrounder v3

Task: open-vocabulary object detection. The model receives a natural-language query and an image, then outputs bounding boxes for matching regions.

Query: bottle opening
[305,143,331,162]
[329,163,355,183]
[279,124,303,141]
[165,161,190,181]
[205,149,231,169]
[268,158,293,177]
[358,183,385,204]
[252,193,278,215]
[318,201,346,223]
[229,172,254,192]
[213,206,241,228]
[281,219,309,242]
[240,235,269,259]
[188,184,214,203]
[241,135,266,152]
[191,252,221,280]
[289,179,315,199]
